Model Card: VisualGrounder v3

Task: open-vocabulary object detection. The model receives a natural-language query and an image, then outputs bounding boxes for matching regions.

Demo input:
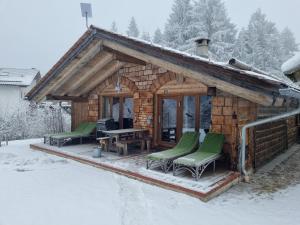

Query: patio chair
[146,131,199,173]
[44,123,88,144]
[173,133,224,181]
[49,122,96,147]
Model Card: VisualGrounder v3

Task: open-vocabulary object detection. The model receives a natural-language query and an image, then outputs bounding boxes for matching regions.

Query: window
[101,96,133,129]
[182,96,196,133]
[112,97,120,124]
[102,97,111,118]
[123,97,134,129]
[199,96,212,143]
[158,94,212,146]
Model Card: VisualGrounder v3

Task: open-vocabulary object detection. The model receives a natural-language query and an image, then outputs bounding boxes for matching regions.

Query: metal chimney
[194,38,210,58]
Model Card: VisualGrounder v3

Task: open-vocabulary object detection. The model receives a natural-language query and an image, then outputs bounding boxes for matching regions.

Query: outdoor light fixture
[80,3,92,29]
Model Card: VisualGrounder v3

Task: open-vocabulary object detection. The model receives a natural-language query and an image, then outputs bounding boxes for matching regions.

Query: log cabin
[26,26,300,173]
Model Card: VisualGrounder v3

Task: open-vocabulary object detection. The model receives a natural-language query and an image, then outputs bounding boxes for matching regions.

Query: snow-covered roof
[27,25,300,104]
[102,27,292,87]
[0,68,40,86]
[282,52,300,75]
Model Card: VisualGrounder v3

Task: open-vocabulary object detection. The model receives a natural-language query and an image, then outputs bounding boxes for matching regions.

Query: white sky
[0,0,299,74]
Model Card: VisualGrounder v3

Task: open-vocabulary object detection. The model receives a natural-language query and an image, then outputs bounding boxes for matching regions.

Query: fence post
[5,134,8,146]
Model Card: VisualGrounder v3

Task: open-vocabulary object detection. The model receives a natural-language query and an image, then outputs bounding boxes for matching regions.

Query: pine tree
[164,0,194,50]
[189,0,237,61]
[153,28,164,44]
[234,9,283,74]
[127,17,139,38]
[110,21,118,33]
[279,27,299,62]
[233,28,251,61]
[141,31,151,42]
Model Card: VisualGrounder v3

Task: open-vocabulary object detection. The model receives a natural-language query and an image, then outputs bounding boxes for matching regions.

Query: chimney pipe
[194,38,210,58]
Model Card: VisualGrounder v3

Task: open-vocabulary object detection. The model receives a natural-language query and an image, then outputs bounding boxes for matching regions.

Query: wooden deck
[30,143,240,202]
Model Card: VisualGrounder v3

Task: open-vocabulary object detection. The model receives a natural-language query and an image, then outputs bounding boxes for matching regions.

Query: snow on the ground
[1,139,300,225]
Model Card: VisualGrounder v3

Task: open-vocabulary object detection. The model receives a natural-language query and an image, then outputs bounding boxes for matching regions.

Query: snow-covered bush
[0,101,70,141]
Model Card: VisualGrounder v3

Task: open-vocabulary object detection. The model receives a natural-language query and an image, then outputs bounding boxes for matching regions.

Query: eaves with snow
[282,52,300,75]
[0,68,40,87]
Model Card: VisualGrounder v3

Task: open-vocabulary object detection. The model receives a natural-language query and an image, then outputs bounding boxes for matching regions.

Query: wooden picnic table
[102,128,149,155]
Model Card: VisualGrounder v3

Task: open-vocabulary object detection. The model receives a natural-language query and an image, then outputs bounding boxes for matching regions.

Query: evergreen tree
[110,21,118,33]
[141,31,151,42]
[164,0,194,49]
[279,27,299,62]
[189,0,237,61]
[153,28,164,45]
[234,9,283,74]
[127,17,139,38]
[233,28,251,61]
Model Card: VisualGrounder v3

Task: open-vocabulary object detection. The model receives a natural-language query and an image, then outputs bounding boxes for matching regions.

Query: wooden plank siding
[252,105,299,169]
[71,101,89,131]
[253,120,287,168]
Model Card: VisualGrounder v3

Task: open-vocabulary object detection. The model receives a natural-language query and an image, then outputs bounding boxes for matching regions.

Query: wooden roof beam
[46,95,88,102]
[103,46,146,65]
[35,40,102,102]
[57,52,114,96]
[70,60,125,96]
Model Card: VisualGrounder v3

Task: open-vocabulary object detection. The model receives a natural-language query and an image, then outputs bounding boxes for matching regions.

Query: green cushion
[81,122,96,135]
[48,122,96,139]
[174,152,218,166]
[74,123,88,133]
[199,133,224,154]
[174,132,225,167]
[51,132,83,138]
[147,132,199,161]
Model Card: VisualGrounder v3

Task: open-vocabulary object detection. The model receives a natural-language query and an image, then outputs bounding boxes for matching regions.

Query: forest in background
[112,0,298,78]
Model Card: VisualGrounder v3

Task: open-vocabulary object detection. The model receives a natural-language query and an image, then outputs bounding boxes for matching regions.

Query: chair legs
[173,160,217,181]
[146,159,173,173]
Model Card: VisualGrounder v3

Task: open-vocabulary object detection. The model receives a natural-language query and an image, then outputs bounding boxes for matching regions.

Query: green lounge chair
[146,132,199,173]
[173,133,225,180]
[47,122,96,147]
[44,123,88,144]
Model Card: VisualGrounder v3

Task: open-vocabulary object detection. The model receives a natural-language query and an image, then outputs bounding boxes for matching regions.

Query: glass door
[158,96,179,146]
[157,94,211,147]
[182,96,196,133]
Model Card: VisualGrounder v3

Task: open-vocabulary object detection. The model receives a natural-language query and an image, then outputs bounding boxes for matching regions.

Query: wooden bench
[116,136,152,155]
[116,139,146,156]
[96,137,110,152]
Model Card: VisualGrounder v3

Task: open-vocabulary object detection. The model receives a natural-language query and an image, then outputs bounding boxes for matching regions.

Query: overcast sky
[0,0,299,74]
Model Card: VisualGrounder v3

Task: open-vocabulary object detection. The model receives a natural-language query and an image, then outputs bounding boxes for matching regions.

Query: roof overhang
[26,26,290,106]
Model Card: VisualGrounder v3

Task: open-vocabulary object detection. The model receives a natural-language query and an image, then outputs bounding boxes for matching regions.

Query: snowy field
[1,139,300,225]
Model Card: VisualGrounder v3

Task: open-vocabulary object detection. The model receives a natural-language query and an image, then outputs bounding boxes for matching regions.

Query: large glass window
[161,98,177,143]
[182,96,196,133]
[199,96,212,143]
[102,96,111,118]
[112,97,120,128]
[101,96,133,129]
[158,94,212,146]
[123,98,134,128]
